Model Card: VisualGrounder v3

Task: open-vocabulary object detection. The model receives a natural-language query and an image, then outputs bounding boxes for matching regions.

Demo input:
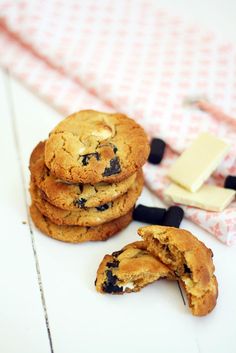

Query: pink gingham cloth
[1,0,236,245]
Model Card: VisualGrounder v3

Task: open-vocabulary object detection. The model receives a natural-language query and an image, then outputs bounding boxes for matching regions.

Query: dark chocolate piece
[184,264,191,274]
[102,157,121,177]
[148,138,166,165]
[107,260,119,268]
[112,250,123,257]
[102,270,123,293]
[106,270,117,285]
[133,204,166,224]
[162,206,184,228]
[73,197,87,208]
[96,203,110,211]
[224,175,236,191]
[103,283,123,293]
[81,152,100,166]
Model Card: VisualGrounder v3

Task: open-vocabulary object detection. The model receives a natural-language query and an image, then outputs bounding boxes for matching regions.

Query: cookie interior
[138,226,218,316]
[95,241,174,294]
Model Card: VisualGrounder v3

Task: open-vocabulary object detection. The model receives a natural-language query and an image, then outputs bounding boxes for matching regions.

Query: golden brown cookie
[30,141,137,210]
[138,225,218,316]
[30,203,132,243]
[44,110,150,184]
[95,241,174,294]
[30,170,144,227]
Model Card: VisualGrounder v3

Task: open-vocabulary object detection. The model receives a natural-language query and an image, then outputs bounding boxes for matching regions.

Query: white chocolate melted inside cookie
[78,123,116,156]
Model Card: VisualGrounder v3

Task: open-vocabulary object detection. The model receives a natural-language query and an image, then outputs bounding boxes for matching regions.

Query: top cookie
[44,110,150,184]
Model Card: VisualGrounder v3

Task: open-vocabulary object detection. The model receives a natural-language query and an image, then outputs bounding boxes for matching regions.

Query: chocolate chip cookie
[138,225,218,316]
[30,204,132,243]
[44,110,150,184]
[30,170,144,227]
[95,241,174,294]
[30,141,136,210]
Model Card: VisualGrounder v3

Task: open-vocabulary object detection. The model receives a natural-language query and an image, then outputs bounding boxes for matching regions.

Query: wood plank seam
[4,69,54,353]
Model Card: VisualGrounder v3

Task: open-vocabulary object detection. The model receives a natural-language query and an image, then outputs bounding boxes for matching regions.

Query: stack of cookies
[29,110,150,243]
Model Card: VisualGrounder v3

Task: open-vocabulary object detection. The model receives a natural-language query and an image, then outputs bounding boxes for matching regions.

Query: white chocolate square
[168,133,230,192]
[164,183,235,212]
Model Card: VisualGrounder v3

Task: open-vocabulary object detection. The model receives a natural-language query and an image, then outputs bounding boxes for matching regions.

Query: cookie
[44,110,150,184]
[30,204,132,243]
[138,225,218,316]
[95,241,174,294]
[30,170,144,226]
[30,141,136,210]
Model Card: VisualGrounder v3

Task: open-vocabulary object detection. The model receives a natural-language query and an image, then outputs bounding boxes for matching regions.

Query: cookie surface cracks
[44,110,150,183]
[30,141,137,210]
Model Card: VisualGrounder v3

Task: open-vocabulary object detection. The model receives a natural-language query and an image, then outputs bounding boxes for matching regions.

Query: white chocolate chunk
[122,282,135,290]
[168,133,230,192]
[164,183,235,212]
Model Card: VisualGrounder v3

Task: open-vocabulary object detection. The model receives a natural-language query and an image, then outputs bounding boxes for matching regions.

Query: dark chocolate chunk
[102,270,123,293]
[73,197,87,208]
[106,270,117,285]
[112,250,123,257]
[133,204,166,224]
[162,206,184,228]
[103,283,123,293]
[107,260,119,268]
[148,138,166,165]
[113,145,118,154]
[102,157,121,177]
[96,203,110,211]
[224,175,236,191]
[184,264,191,274]
[81,152,100,166]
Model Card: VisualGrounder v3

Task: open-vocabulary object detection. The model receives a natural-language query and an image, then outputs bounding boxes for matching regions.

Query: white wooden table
[1,1,236,352]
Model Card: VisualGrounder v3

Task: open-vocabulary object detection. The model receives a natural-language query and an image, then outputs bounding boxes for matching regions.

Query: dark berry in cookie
[107,260,120,268]
[112,250,124,257]
[102,157,121,177]
[82,152,100,166]
[184,264,191,274]
[102,270,123,293]
[96,203,110,211]
[73,198,87,208]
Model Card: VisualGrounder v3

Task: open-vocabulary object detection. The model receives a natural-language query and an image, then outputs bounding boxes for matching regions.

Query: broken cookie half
[138,226,218,316]
[95,226,218,316]
[95,241,175,294]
